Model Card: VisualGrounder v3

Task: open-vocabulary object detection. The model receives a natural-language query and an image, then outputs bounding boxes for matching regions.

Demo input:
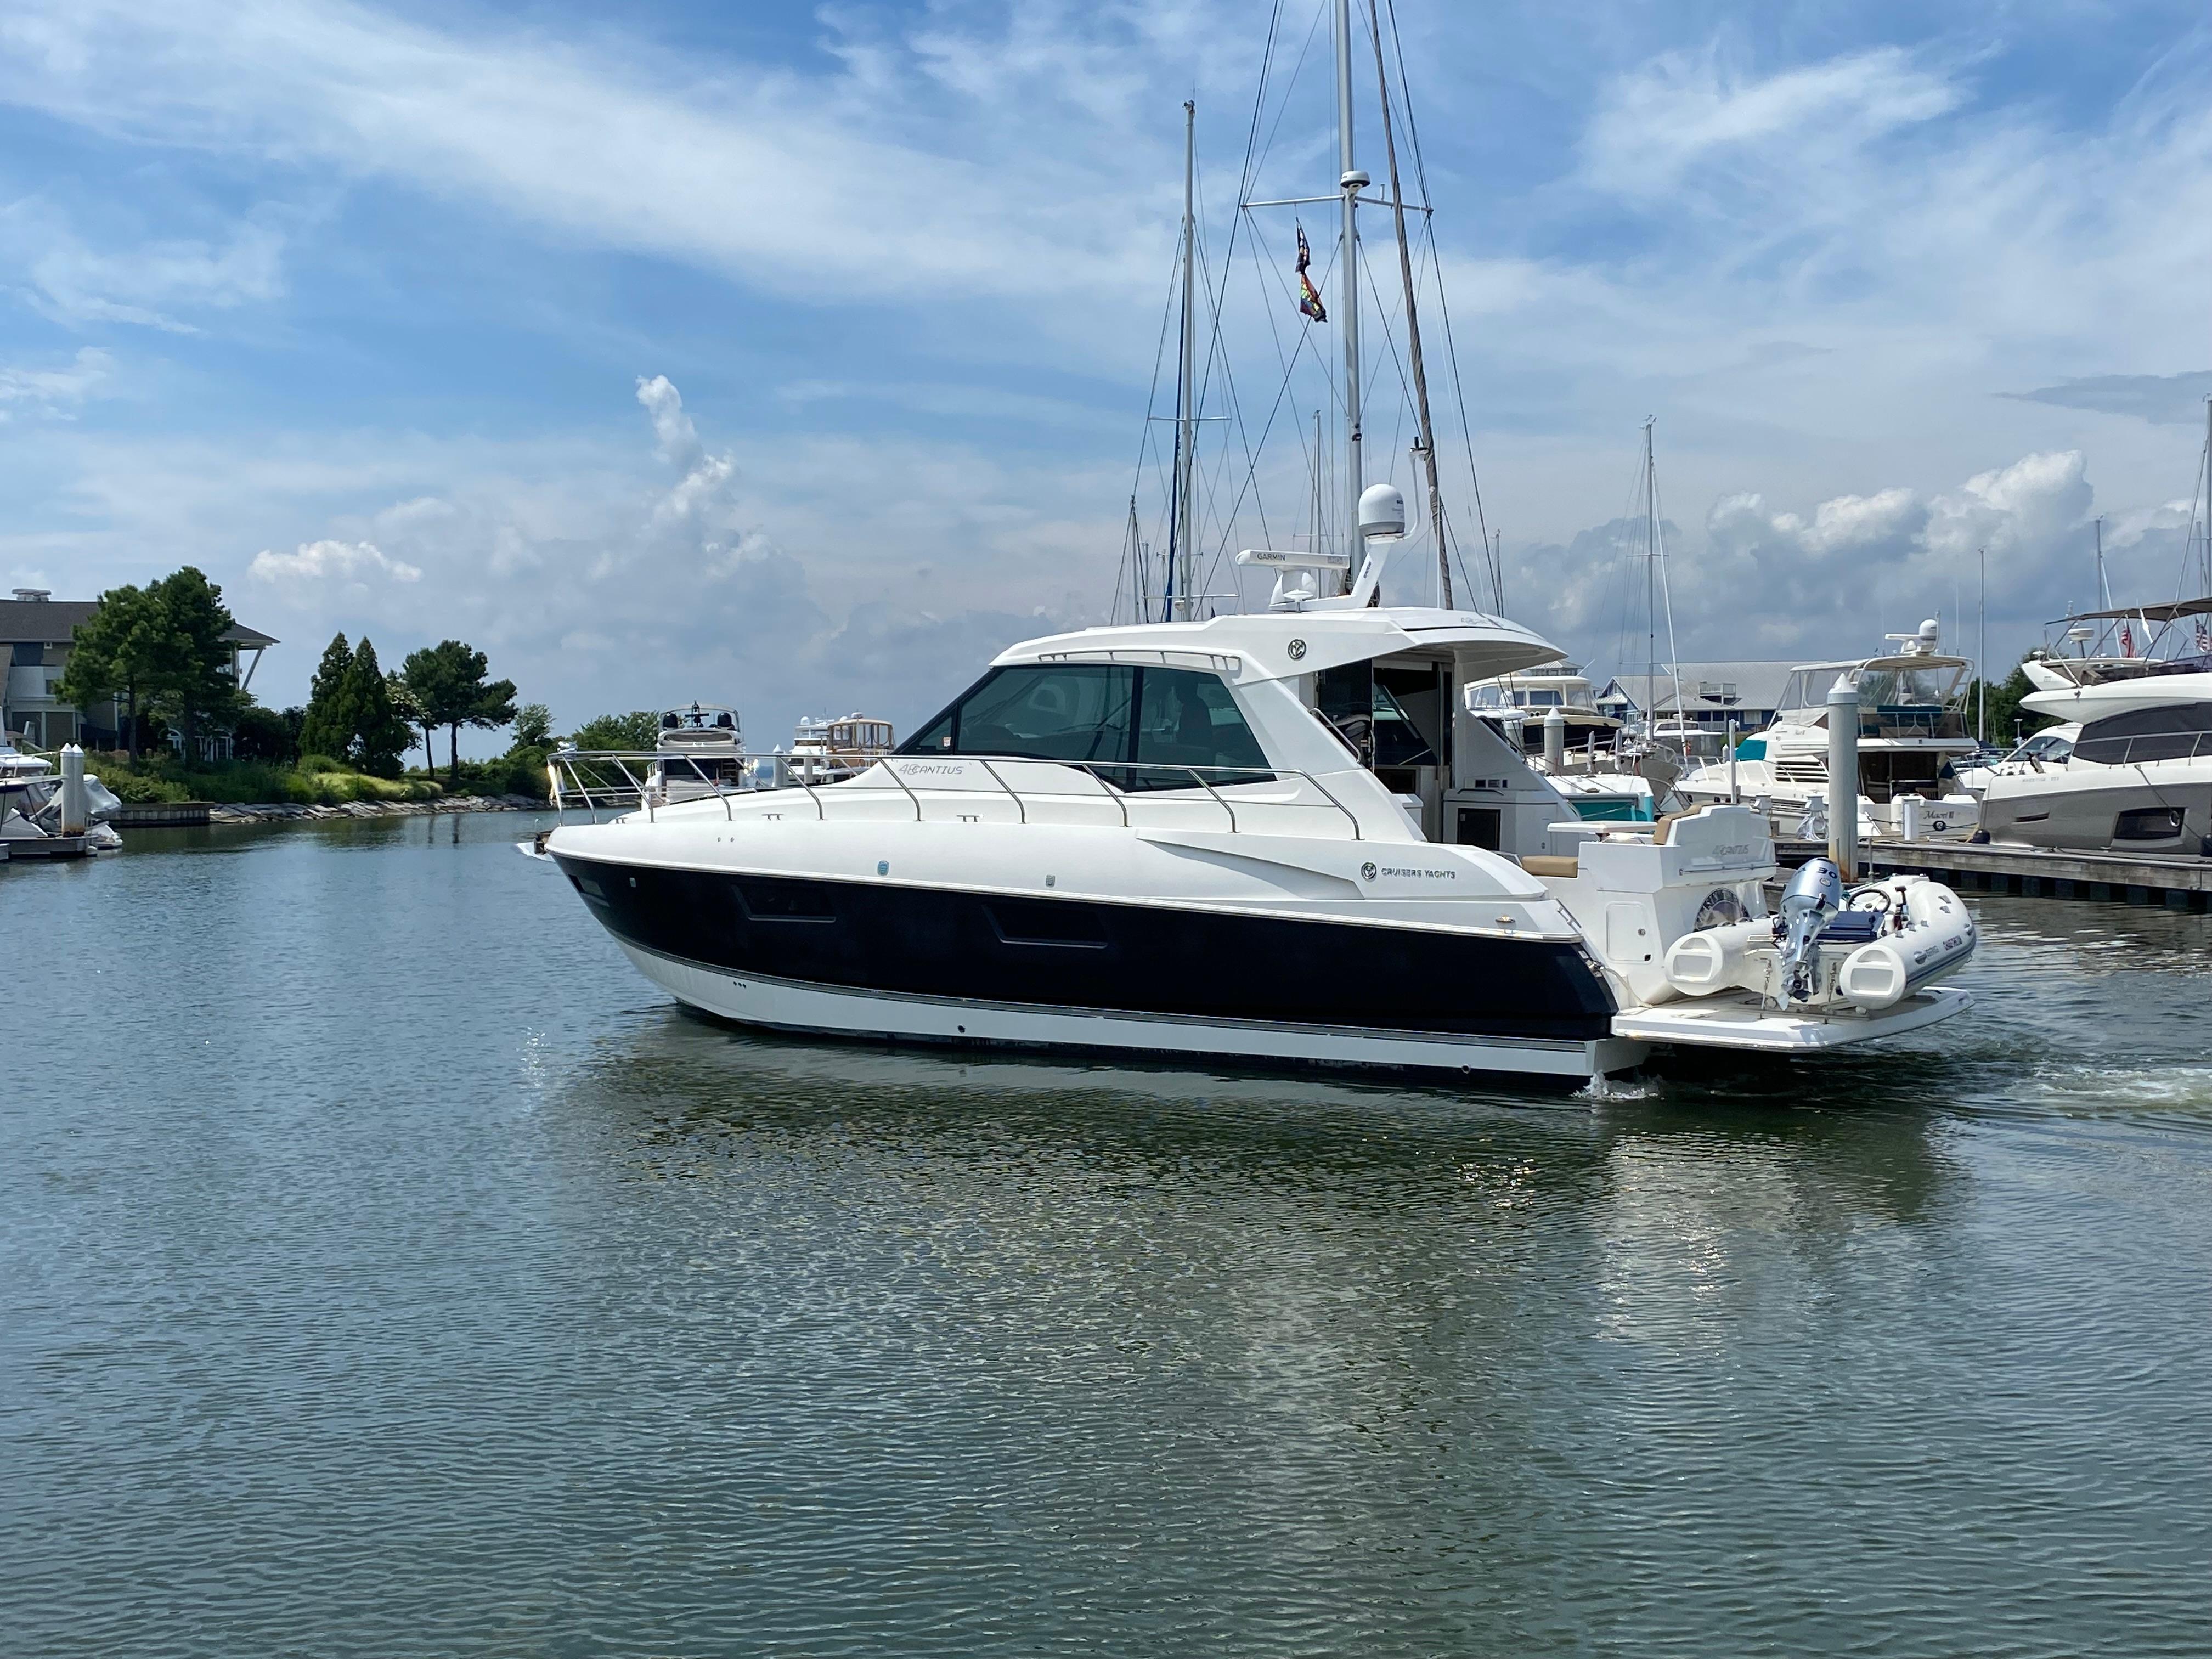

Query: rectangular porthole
[736,881,838,922]
[2114,806,2186,842]
[986,899,1109,949]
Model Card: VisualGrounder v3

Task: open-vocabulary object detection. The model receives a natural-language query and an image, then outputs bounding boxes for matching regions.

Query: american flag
[2121,622,2134,656]
[1295,226,1327,323]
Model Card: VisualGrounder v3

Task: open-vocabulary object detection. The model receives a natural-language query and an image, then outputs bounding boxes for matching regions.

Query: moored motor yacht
[1954,724,2079,796]
[0,742,123,851]
[788,713,896,784]
[1980,697,2212,853]
[538,515,1975,1083]
[651,703,747,800]
[1675,620,1981,840]
[1466,664,1677,823]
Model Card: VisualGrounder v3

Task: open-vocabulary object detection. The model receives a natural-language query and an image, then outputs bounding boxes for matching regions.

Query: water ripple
[2,830,2209,1655]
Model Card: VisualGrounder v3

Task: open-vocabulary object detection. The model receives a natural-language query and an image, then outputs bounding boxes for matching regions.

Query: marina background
[5,814,2210,1654]
[1,3,2208,742]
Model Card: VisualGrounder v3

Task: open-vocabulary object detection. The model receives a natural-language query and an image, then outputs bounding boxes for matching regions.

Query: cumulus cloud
[197,375,1087,737]
[250,538,422,584]
[1514,448,2153,669]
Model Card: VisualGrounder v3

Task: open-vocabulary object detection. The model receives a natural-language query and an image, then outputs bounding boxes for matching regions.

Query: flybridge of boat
[1002,606,1563,685]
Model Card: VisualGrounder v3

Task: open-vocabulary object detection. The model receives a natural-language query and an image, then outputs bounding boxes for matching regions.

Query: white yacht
[1466,664,1670,823]
[650,704,746,801]
[1954,725,2079,796]
[2015,598,2212,721]
[0,743,123,850]
[1981,696,2212,853]
[1676,621,1981,840]
[788,713,896,785]
[538,515,1976,1084]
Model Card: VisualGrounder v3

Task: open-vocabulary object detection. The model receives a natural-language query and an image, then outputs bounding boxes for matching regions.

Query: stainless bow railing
[548,749,1364,839]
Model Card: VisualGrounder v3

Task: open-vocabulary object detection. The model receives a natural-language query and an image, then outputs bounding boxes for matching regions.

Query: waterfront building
[0,588,278,752]
[1595,661,1797,736]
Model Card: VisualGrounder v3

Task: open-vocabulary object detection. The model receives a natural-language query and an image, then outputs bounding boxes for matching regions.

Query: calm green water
[5,814,2211,1657]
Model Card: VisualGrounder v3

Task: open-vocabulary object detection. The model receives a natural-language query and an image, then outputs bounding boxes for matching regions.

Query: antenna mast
[1334,0,1363,593]
[1365,0,1445,608]
[1172,100,1200,622]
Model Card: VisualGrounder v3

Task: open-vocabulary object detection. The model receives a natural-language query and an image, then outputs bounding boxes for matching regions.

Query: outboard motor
[1776,857,1844,1002]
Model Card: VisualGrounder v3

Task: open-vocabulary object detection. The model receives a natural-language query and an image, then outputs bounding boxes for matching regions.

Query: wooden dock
[0,833,97,861]
[1774,838,2212,910]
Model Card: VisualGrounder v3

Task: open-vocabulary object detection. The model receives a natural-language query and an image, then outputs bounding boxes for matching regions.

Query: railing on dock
[546,749,1365,840]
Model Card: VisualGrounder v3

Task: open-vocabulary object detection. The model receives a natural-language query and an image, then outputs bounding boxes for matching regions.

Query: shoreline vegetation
[52,566,674,821]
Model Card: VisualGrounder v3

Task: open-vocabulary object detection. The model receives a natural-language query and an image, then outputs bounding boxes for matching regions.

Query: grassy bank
[87,752,447,806]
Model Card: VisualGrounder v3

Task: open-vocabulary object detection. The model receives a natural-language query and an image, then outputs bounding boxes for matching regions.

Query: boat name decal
[1373,865,1457,880]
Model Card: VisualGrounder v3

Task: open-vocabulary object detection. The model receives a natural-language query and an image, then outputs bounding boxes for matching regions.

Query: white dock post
[59,744,89,836]
[1826,683,1859,879]
[1542,709,1566,771]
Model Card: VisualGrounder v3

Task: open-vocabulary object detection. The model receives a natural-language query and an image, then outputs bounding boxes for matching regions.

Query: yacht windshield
[1781,667,1848,710]
[1857,667,1958,707]
[900,664,1271,786]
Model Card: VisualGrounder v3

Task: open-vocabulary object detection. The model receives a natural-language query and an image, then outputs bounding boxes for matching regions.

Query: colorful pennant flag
[1295,225,1327,323]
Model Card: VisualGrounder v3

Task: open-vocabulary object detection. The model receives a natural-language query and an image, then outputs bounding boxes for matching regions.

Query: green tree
[300,634,358,760]
[345,640,413,776]
[386,672,435,777]
[1963,663,2057,751]
[233,704,302,765]
[570,710,662,751]
[140,568,243,757]
[55,582,159,758]
[510,703,555,749]
[402,639,518,777]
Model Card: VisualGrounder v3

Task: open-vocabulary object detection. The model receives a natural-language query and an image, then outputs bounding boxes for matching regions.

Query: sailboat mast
[1365,0,1445,608]
[1645,417,1658,729]
[1173,99,1199,623]
[1334,0,1363,592]
[1310,408,1324,557]
[2095,515,2110,616]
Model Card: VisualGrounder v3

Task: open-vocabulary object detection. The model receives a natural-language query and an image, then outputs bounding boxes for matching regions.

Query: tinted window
[2076,702,2212,766]
[900,665,1135,763]
[899,665,1269,783]
[737,880,837,921]
[1132,670,1267,771]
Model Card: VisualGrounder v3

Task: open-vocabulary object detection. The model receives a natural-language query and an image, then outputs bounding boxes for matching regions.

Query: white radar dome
[1357,482,1407,540]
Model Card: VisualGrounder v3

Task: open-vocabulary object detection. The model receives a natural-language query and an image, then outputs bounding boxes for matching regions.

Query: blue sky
[3,0,2209,747]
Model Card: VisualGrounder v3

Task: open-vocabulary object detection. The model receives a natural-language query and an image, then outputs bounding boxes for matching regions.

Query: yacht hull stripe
[613,939,1644,1081]
[553,855,1617,1046]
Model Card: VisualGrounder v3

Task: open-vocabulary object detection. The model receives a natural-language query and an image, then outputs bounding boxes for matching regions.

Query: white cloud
[1583,45,1962,199]
[0,346,112,417]
[0,0,1174,319]
[250,537,422,584]
[1510,447,2136,669]
[2,207,286,331]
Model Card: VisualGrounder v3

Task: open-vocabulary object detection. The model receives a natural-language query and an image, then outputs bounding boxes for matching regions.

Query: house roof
[0,597,276,649]
[0,599,99,642]
[1601,661,1799,715]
